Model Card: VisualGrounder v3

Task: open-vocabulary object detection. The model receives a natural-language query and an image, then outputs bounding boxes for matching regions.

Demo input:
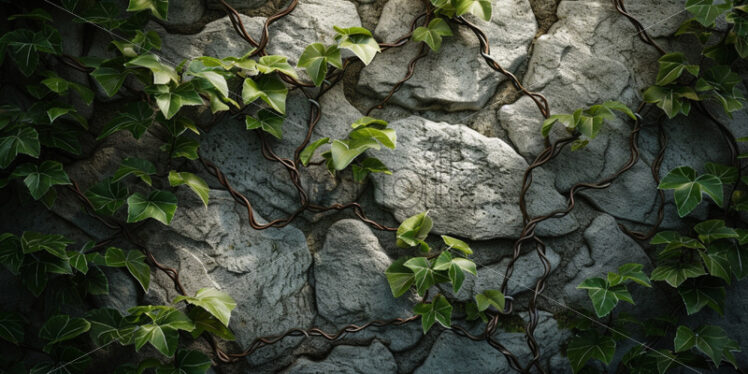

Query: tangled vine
[0,0,747,373]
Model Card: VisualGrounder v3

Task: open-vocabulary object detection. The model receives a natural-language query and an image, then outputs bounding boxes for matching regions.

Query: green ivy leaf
[173,288,236,327]
[186,60,229,98]
[455,0,492,21]
[385,257,415,297]
[86,265,110,296]
[329,138,379,171]
[126,190,177,225]
[0,233,23,275]
[0,311,25,345]
[68,249,88,274]
[440,235,473,255]
[0,126,40,168]
[297,43,342,86]
[38,315,90,352]
[105,247,151,291]
[152,83,204,120]
[396,211,433,248]
[475,289,505,312]
[695,65,745,114]
[334,26,380,65]
[168,171,209,207]
[349,126,396,149]
[242,74,288,114]
[20,231,71,259]
[674,325,731,366]
[658,166,723,217]
[650,231,705,257]
[86,308,136,345]
[132,314,191,357]
[676,18,713,43]
[678,277,725,315]
[98,102,154,140]
[685,0,732,26]
[607,263,651,287]
[127,0,169,21]
[22,261,48,297]
[650,260,706,287]
[404,257,435,296]
[413,295,452,333]
[704,162,738,184]
[164,350,212,374]
[643,85,699,119]
[256,55,298,79]
[245,109,284,140]
[90,66,129,97]
[187,307,235,341]
[113,157,157,186]
[694,219,738,244]
[412,18,453,52]
[11,161,71,200]
[541,113,575,137]
[85,178,129,215]
[162,135,199,160]
[655,53,700,85]
[577,277,633,318]
[299,137,330,166]
[567,330,616,374]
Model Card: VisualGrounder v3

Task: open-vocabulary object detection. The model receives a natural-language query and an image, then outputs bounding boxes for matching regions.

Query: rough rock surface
[140,191,315,361]
[200,85,364,220]
[416,312,570,373]
[370,116,577,240]
[162,0,205,26]
[284,340,397,373]
[357,0,537,111]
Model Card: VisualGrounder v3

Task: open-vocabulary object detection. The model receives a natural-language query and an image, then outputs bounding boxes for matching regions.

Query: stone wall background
[2,0,747,372]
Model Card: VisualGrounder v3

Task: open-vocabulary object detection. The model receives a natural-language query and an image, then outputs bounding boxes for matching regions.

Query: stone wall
[2,0,747,373]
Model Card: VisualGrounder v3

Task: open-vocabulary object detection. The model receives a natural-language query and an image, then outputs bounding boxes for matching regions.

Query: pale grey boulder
[284,340,397,373]
[357,0,537,111]
[162,0,205,27]
[369,116,577,240]
[200,85,365,220]
[139,190,315,362]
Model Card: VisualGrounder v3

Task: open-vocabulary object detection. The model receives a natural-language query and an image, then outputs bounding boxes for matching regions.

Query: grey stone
[206,0,268,10]
[163,0,205,26]
[369,116,577,240]
[284,340,397,373]
[357,0,536,111]
[562,214,652,305]
[315,219,414,322]
[156,15,261,62]
[415,312,570,374]
[139,190,315,361]
[200,85,364,220]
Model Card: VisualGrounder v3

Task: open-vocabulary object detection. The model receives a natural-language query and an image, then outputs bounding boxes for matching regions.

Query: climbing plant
[0,0,747,373]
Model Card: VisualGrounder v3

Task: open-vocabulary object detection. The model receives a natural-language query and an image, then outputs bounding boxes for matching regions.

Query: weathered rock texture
[5,0,748,373]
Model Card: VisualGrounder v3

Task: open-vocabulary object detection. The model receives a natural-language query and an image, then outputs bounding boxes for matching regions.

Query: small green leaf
[475,289,505,312]
[413,295,452,333]
[441,235,473,255]
[297,43,342,86]
[404,257,435,296]
[152,83,204,120]
[168,171,209,206]
[85,178,129,215]
[412,18,453,52]
[650,260,706,287]
[90,66,129,97]
[643,85,699,119]
[104,247,151,291]
[385,257,415,297]
[0,311,25,345]
[86,308,135,345]
[0,126,40,168]
[173,288,236,327]
[242,74,288,114]
[685,0,732,26]
[334,26,380,65]
[113,157,156,186]
[607,263,651,287]
[98,102,154,140]
[188,307,235,341]
[245,109,284,139]
[678,277,725,315]
[127,0,169,21]
[22,261,48,296]
[162,135,199,160]
[11,161,71,200]
[256,55,298,79]
[299,137,330,166]
[655,53,700,85]
[694,219,738,244]
[186,60,229,98]
[0,233,23,275]
[126,190,178,225]
[38,315,90,352]
[658,166,723,217]
[577,277,633,317]
[396,211,433,248]
[567,330,616,374]
[20,231,71,259]
[169,350,212,374]
[674,324,731,366]
[455,0,492,21]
